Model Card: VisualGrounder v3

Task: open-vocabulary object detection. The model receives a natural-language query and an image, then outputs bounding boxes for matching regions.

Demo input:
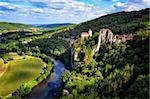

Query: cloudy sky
[0,0,149,24]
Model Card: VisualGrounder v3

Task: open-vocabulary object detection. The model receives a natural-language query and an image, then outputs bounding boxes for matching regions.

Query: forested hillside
[52,8,149,38]
[31,23,74,29]
[60,8,150,98]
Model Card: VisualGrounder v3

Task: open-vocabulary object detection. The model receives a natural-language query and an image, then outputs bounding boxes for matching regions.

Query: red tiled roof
[114,34,133,41]
[81,32,89,37]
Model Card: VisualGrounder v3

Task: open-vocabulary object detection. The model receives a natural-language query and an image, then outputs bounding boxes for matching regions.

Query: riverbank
[14,62,53,99]
[24,59,66,99]
[0,53,47,97]
[0,54,53,98]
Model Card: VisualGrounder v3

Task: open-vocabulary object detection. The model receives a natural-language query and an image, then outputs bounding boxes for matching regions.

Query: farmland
[0,53,45,96]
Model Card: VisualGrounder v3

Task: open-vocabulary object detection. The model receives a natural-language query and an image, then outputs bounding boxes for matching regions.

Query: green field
[0,58,5,77]
[0,55,45,96]
[0,22,31,30]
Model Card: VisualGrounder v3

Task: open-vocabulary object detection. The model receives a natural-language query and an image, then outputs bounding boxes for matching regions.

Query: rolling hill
[73,8,149,34]
[52,8,149,38]
[31,23,74,29]
[0,22,32,30]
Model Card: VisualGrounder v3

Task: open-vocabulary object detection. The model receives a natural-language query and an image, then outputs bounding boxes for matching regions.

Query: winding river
[25,59,66,99]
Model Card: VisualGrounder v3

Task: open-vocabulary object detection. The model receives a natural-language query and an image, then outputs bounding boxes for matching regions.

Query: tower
[88,29,92,36]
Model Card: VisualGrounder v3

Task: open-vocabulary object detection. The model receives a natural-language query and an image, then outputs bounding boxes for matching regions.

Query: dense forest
[61,29,149,98]
[60,8,150,98]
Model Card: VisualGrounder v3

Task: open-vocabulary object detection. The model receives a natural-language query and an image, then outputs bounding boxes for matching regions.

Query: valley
[0,8,149,99]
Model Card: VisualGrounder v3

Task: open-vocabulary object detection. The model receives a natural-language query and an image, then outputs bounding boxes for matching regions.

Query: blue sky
[0,0,149,24]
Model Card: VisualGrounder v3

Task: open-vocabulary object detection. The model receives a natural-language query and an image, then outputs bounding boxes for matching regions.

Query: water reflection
[26,59,65,99]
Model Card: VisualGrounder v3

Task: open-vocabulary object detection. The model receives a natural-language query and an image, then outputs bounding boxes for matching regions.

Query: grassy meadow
[0,54,45,96]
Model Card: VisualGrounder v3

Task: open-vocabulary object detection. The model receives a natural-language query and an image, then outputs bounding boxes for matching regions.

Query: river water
[26,59,66,99]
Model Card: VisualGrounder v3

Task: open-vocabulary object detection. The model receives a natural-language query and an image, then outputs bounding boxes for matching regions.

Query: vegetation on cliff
[61,8,149,99]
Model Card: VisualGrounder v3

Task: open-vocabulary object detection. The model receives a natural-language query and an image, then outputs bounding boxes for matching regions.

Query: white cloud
[2,0,102,23]
[32,8,44,13]
[110,0,148,12]
[0,2,20,11]
[0,2,9,5]
[115,2,125,7]
[124,4,145,11]
[112,0,119,2]
[0,0,148,24]
[127,0,150,5]
[141,0,150,5]
[25,0,102,19]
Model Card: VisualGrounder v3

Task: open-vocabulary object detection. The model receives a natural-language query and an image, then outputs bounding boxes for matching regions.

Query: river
[25,59,66,99]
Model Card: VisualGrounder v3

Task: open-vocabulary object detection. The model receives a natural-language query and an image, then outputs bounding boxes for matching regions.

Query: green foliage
[62,70,71,83]
[0,22,33,33]
[128,75,149,98]
[61,8,149,98]
[0,20,71,98]
[0,55,45,96]
[12,61,53,98]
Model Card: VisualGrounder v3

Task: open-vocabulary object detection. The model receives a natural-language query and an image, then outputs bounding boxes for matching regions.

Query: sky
[0,0,149,24]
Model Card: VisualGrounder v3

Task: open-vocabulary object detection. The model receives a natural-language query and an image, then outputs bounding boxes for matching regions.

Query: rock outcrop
[92,28,113,55]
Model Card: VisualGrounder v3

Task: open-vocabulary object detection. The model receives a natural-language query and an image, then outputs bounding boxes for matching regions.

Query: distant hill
[52,8,149,38]
[0,22,32,30]
[31,23,74,29]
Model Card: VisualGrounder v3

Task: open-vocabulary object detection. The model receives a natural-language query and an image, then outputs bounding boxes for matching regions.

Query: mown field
[0,54,45,96]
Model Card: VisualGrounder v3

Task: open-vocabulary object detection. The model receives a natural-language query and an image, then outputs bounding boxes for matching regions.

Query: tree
[62,70,71,83]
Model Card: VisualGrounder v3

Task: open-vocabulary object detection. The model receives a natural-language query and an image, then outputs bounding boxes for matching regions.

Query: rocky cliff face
[92,28,113,55]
